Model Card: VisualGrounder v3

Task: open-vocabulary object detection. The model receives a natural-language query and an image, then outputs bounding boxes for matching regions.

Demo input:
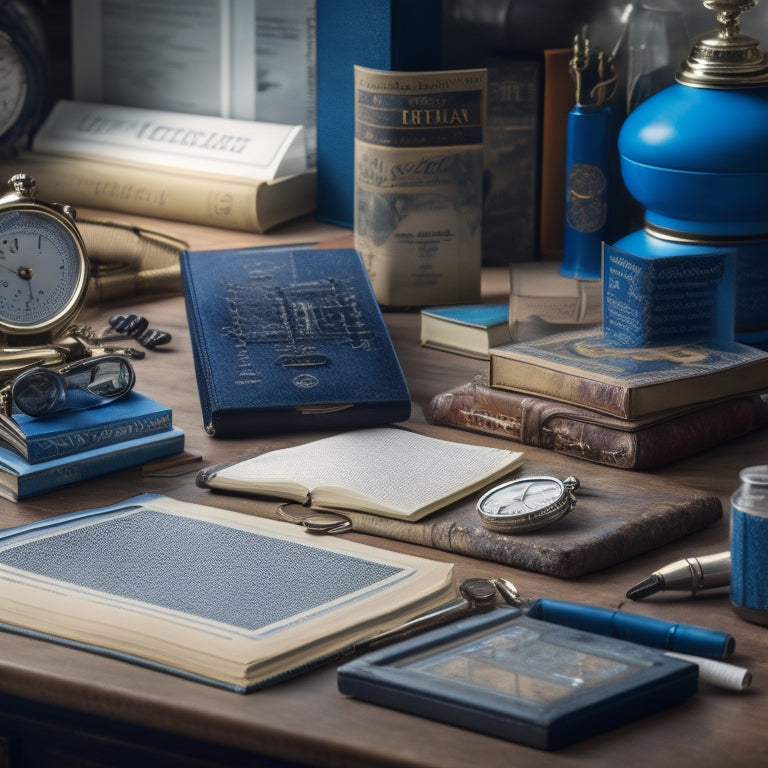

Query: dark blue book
[180,246,411,437]
[315,0,443,228]
[1,391,173,464]
[0,427,184,502]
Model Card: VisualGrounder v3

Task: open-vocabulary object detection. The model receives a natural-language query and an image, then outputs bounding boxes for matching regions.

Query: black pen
[626,552,731,601]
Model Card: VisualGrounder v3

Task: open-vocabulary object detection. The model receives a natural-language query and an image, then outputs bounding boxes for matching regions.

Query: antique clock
[0,173,90,349]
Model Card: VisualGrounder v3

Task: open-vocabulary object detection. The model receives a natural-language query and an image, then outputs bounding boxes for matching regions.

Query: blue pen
[525,597,735,661]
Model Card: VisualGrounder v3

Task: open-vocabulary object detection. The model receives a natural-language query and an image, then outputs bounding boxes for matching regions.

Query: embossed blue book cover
[180,247,411,436]
[4,391,172,463]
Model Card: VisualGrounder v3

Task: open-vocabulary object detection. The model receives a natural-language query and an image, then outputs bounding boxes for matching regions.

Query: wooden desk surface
[1,211,767,768]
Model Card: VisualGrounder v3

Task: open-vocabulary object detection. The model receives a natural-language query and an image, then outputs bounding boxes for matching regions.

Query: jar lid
[678,0,768,87]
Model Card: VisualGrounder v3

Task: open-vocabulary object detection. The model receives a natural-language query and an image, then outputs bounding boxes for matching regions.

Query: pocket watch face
[0,209,87,332]
[477,476,580,533]
[481,478,564,518]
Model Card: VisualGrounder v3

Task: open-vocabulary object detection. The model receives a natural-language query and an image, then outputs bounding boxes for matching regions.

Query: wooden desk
[0,212,766,768]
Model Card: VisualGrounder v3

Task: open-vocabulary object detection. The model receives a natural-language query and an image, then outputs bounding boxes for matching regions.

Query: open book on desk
[197,427,524,521]
[0,494,456,693]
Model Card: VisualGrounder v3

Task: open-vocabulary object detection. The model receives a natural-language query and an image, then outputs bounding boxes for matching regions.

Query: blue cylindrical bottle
[730,465,768,626]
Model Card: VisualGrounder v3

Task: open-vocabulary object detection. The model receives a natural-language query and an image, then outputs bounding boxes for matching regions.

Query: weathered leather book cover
[489,328,768,419]
[322,435,722,578]
[180,247,411,437]
[426,376,768,470]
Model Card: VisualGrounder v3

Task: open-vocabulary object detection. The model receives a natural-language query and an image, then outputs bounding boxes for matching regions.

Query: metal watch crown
[9,173,37,199]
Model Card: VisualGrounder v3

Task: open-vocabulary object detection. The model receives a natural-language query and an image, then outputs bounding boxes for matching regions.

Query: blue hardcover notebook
[0,493,456,692]
[316,0,443,227]
[180,246,411,437]
[0,427,184,501]
[2,391,172,464]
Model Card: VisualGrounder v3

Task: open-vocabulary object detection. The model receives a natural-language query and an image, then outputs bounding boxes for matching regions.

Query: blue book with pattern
[180,246,411,437]
[0,391,173,464]
[0,494,455,692]
[0,427,184,501]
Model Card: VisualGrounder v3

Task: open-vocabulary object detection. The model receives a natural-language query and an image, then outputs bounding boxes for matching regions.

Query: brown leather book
[426,376,768,470]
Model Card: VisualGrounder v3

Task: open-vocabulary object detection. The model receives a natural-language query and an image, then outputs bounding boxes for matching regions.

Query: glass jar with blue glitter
[731,465,768,626]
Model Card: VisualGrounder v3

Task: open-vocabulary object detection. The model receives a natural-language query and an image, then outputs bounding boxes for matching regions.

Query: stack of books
[426,328,768,470]
[0,392,184,501]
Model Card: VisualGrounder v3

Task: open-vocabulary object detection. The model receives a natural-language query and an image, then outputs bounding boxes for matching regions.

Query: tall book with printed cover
[354,66,486,307]
[180,246,411,437]
[489,328,768,420]
[0,494,456,692]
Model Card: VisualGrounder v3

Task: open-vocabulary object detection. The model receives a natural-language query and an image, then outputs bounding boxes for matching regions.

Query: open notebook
[0,494,456,692]
[197,427,524,521]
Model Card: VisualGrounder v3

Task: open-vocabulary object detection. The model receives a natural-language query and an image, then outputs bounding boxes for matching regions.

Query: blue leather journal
[180,246,411,436]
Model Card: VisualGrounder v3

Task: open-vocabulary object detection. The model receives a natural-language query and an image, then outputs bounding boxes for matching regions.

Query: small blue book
[420,304,512,359]
[0,427,184,502]
[180,246,411,437]
[1,391,173,464]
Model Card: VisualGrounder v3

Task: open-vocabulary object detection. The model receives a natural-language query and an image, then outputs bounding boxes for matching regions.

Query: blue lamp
[613,0,768,345]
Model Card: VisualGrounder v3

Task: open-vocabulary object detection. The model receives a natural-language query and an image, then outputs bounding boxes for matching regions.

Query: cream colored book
[33,100,306,180]
[1,153,316,234]
[0,493,457,692]
[198,427,524,521]
[509,261,602,342]
[353,66,486,307]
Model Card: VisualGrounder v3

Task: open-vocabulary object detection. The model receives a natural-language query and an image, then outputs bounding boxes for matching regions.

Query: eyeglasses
[1,354,136,418]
